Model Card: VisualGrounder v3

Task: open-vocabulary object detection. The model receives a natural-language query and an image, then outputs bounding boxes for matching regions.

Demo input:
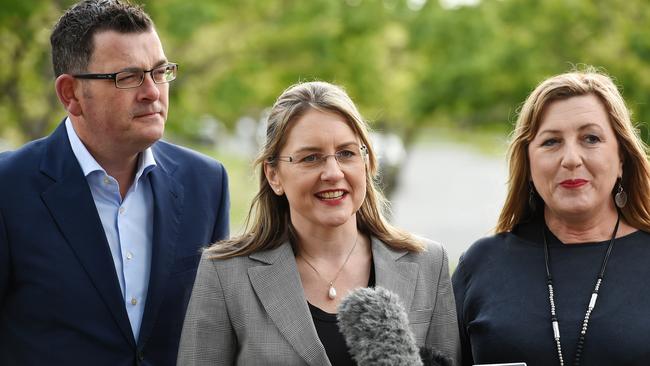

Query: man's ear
[264,162,284,195]
[55,74,82,116]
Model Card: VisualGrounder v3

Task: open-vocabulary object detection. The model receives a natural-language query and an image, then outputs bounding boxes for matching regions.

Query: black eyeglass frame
[72,63,178,89]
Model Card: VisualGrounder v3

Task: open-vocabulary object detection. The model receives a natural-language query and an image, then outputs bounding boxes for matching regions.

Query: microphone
[337,286,452,366]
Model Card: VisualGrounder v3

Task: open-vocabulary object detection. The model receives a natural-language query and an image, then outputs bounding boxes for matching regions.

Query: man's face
[74,29,169,157]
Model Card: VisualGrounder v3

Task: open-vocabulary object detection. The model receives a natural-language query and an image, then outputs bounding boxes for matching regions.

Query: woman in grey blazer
[178,81,460,366]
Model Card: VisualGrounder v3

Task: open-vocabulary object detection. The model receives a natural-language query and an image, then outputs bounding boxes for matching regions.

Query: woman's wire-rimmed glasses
[271,145,368,170]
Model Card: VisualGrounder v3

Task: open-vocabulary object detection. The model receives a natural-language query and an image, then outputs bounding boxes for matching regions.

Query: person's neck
[544,206,622,244]
[103,156,139,199]
[71,118,142,199]
[88,143,140,199]
[293,219,360,261]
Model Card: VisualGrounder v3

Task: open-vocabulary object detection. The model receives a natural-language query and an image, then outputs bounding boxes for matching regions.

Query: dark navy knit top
[453,215,650,366]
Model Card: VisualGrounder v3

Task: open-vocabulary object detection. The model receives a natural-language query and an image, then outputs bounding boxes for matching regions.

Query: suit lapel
[372,237,419,311]
[137,148,184,345]
[248,242,330,366]
[39,122,136,346]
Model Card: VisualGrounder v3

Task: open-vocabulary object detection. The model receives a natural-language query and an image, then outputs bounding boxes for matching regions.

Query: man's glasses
[72,63,178,89]
[272,145,368,171]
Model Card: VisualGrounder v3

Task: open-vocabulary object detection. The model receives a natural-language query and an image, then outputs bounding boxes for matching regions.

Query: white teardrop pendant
[328,285,337,300]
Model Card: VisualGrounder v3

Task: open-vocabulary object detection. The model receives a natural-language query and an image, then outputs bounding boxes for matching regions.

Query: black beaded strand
[543,214,620,366]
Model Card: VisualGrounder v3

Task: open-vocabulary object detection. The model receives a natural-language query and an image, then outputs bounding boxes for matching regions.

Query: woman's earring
[614,178,627,208]
[528,182,537,212]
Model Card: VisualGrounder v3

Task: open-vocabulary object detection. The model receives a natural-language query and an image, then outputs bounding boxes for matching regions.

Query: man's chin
[135,126,165,148]
[145,131,165,145]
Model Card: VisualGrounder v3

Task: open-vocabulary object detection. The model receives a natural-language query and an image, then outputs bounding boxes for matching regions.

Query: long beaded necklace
[543,214,620,366]
[299,233,359,300]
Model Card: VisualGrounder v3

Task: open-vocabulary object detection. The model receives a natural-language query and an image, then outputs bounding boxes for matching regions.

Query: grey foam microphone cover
[337,286,423,366]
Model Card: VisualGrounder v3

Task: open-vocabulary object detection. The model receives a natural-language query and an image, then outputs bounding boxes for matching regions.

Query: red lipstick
[560,179,588,188]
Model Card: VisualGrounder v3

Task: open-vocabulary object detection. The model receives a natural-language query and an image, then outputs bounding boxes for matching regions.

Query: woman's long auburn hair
[207,81,424,258]
[496,67,650,233]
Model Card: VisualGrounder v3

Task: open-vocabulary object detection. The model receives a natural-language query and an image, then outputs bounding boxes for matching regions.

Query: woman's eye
[541,138,559,147]
[337,150,355,159]
[300,154,320,163]
[585,134,601,144]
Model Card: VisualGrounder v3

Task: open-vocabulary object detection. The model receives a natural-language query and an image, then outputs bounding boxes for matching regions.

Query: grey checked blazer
[177,236,460,366]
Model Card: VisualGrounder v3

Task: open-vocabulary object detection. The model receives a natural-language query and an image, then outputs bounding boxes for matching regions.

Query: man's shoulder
[152,141,228,192]
[152,140,225,171]
[0,136,50,176]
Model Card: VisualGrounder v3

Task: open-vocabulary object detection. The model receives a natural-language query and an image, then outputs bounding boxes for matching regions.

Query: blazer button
[137,351,145,362]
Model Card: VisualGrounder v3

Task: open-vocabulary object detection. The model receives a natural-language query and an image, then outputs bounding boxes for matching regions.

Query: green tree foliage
[2,0,650,144]
[144,0,411,138]
[0,0,73,141]
[408,0,650,140]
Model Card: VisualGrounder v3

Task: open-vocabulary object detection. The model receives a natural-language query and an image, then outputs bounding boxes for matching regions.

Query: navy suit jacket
[0,121,230,366]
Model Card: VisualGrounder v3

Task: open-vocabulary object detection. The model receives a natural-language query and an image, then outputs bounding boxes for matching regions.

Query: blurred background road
[391,142,507,267]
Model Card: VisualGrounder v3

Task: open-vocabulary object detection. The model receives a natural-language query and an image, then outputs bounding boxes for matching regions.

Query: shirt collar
[134,146,157,188]
[65,117,157,180]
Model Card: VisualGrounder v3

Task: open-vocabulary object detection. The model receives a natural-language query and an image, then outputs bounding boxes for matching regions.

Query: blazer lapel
[137,151,184,345]
[248,242,330,366]
[39,122,136,346]
[372,237,419,311]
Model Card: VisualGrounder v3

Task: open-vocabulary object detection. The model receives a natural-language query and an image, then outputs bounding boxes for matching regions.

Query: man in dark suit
[0,1,229,365]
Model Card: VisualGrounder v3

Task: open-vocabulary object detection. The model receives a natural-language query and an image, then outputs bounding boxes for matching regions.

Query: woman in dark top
[178,81,460,365]
[453,68,650,366]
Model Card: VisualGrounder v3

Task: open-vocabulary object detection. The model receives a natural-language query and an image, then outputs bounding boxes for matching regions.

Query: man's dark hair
[50,0,154,77]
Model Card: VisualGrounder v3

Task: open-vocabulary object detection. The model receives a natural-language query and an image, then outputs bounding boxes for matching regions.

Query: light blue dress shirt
[65,118,156,341]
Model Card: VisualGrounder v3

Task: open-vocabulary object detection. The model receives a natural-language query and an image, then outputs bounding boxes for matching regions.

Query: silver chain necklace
[299,233,359,300]
[543,214,620,366]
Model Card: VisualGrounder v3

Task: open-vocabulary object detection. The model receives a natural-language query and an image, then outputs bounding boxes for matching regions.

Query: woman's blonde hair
[496,67,650,233]
[208,81,423,258]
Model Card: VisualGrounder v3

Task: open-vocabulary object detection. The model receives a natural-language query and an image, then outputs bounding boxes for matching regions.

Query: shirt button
[126,252,133,260]
[119,207,126,214]
[103,176,110,185]
[131,297,138,305]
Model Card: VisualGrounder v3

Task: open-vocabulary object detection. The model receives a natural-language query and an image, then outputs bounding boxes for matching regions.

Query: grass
[192,145,258,235]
